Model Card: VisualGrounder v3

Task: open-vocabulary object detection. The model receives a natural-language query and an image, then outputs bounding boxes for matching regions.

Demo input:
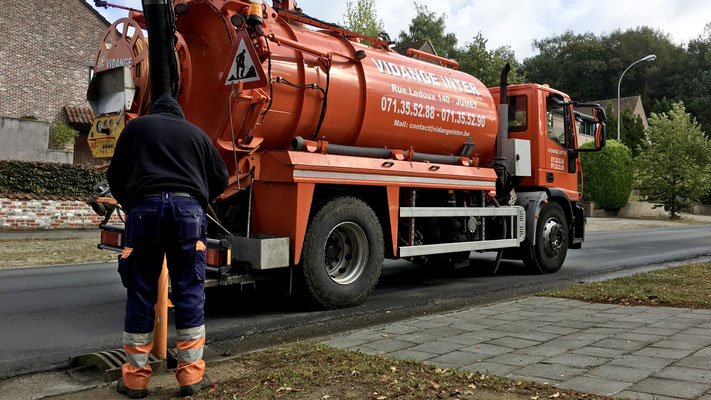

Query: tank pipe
[227,86,242,190]
[259,38,274,124]
[290,137,468,165]
[495,63,511,158]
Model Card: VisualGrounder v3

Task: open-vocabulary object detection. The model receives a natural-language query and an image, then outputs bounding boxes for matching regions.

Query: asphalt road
[1,225,710,379]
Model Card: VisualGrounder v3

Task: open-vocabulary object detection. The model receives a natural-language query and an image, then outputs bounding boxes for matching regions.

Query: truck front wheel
[522,202,568,274]
[301,197,384,309]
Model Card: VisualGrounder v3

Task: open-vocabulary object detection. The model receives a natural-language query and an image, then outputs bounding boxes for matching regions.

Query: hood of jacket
[149,94,185,119]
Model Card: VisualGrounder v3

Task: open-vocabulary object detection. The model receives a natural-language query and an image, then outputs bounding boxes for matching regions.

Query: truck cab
[490,84,606,253]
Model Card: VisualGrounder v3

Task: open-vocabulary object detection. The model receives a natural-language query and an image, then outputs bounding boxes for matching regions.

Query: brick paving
[325,297,711,399]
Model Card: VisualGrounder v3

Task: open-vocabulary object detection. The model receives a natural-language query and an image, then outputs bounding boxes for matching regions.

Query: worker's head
[150,93,185,119]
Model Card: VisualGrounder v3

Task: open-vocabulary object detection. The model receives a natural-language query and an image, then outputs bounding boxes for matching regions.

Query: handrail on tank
[276,9,391,49]
[268,34,331,59]
[407,48,459,70]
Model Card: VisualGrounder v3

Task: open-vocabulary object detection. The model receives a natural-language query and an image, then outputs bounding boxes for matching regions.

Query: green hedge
[580,139,634,210]
[0,160,106,197]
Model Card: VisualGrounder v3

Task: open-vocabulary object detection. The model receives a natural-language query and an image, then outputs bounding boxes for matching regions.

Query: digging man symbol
[235,48,247,79]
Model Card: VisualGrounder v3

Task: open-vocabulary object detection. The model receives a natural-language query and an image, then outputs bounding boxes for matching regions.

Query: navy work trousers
[118,193,207,333]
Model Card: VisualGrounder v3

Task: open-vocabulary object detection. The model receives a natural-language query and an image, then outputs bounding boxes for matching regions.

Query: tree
[651,96,673,115]
[397,3,458,59]
[636,102,711,218]
[457,33,525,87]
[680,23,711,136]
[521,27,693,122]
[342,0,384,44]
[522,31,609,101]
[602,103,646,157]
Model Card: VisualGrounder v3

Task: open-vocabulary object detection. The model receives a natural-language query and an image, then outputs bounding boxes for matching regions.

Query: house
[392,39,441,65]
[0,0,109,164]
[575,95,648,145]
[592,95,649,128]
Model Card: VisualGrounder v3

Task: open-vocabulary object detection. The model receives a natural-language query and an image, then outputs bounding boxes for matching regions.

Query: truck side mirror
[578,105,606,153]
[595,122,606,149]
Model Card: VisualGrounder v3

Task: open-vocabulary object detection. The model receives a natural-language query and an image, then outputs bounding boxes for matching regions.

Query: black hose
[276,77,325,96]
[291,137,392,158]
[290,136,465,165]
[275,76,330,138]
[312,64,330,139]
[408,152,463,165]
[142,0,177,106]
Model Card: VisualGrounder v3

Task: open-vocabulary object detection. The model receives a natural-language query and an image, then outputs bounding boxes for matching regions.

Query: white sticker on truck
[372,58,481,96]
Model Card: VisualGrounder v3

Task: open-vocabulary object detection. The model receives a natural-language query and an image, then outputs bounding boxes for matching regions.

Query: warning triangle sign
[221,29,267,90]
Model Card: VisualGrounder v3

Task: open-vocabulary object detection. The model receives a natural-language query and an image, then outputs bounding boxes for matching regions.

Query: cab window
[507,95,527,132]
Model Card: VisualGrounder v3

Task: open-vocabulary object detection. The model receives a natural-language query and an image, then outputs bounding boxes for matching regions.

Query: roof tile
[64,106,96,125]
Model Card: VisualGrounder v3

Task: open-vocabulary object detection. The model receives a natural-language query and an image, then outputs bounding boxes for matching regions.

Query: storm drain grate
[69,349,166,382]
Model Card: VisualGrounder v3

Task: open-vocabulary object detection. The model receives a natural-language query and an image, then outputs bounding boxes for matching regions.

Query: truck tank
[92,0,498,171]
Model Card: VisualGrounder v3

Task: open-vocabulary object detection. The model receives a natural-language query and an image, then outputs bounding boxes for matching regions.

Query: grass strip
[540,262,711,308]
[0,237,115,268]
[191,341,616,400]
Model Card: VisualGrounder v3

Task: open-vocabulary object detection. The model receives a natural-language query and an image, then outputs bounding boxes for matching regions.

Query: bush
[48,122,79,150]
[580,139,634,210]
[0,160,105,197]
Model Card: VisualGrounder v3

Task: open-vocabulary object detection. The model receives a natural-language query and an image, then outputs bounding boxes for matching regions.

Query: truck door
[544,95,579,200]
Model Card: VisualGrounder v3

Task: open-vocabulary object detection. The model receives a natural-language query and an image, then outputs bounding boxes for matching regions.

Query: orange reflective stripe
[176,337,205,351]
[123,343,153,355]
[196,241,206,251]
[121,247,133,259]
[176,360,205,386]
[122,363,152,390]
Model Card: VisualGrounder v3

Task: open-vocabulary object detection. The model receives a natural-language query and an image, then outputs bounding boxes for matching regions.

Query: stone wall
[584,201,711,218]
[0,0,109,124]
[0,194,123,230]
[0,117,73,163]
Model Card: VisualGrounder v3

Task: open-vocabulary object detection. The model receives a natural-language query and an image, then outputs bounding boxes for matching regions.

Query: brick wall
[0,0,109,124]
[0,195,123,230]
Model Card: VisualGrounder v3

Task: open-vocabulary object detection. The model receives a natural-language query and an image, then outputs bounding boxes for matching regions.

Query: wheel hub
[324,222,368,285]
[542,217,564,258]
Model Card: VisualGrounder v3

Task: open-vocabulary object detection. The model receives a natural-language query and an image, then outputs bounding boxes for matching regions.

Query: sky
[90,0,711,60]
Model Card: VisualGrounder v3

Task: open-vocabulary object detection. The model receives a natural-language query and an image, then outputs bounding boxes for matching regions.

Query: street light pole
[617,54,656,141]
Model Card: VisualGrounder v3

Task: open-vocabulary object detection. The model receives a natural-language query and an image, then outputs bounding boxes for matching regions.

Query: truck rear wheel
[522,202,568,274]
[301,197,384,309]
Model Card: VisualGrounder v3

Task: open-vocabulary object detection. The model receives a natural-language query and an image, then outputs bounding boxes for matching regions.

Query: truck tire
[301,197,384,309]
[522,202,568,274]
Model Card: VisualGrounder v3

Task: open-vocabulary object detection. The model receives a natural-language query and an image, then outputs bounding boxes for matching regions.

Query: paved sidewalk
[325,297,711,400]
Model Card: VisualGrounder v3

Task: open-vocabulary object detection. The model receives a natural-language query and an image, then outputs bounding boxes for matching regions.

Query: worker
[107,93,229,398]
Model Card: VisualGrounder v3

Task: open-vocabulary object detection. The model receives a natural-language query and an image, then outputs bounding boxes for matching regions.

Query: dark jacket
[107,94,229,210]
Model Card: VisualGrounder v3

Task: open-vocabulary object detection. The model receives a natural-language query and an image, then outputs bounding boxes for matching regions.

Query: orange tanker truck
[88,0,606,309]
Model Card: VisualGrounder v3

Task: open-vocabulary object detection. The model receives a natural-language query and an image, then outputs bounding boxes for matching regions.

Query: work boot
[179,374,211,397]
[116,378,149,399]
